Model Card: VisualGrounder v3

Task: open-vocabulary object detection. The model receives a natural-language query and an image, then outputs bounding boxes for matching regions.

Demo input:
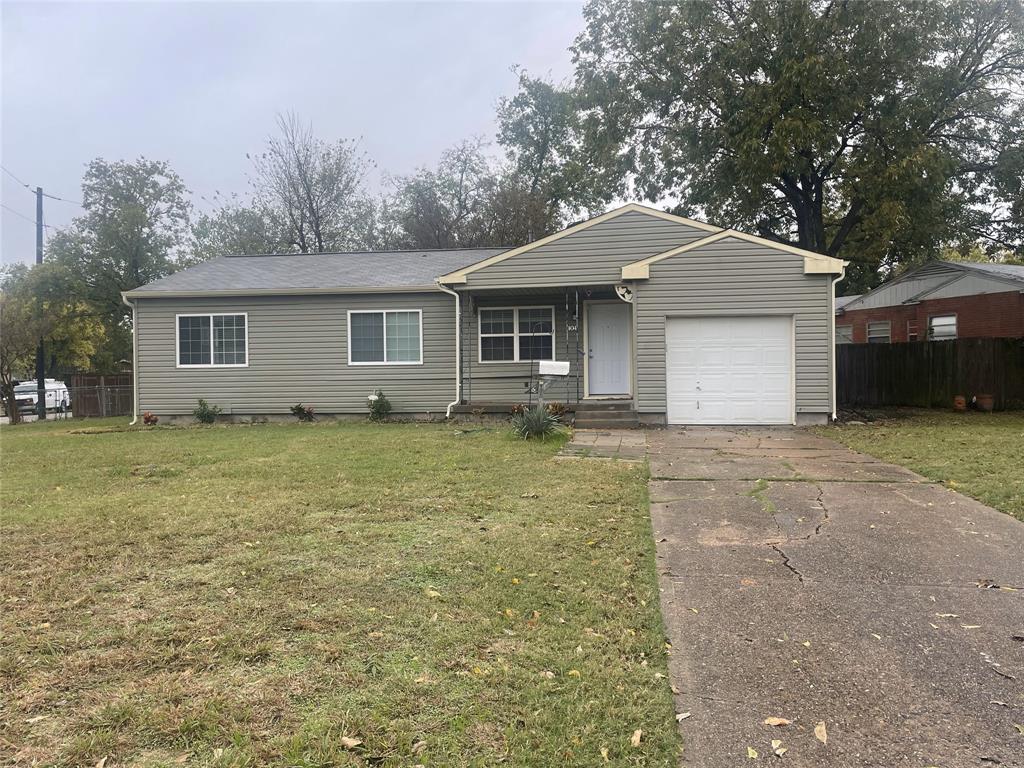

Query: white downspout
[121,293,139,426]
[435,281,461,419]
[830,264,848,422]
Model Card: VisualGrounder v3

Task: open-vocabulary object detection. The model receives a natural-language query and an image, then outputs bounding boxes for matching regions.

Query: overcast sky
[1,1,584,265]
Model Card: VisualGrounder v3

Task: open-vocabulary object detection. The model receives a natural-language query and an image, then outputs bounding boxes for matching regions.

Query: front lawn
[0,419,678,767]
[816,409,1024,521]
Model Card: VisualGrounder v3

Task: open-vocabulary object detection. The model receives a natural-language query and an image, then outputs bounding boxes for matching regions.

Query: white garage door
[665,316,793,425]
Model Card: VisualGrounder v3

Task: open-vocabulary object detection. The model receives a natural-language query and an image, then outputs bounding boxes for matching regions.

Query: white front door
[587,302,631,396]
[665,315,793,424]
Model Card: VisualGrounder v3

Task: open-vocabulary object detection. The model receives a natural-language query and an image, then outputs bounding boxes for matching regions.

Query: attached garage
[665,316,793,425]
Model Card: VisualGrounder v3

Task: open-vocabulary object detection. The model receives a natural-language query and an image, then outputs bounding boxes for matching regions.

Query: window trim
[927,313,958,341]
[477,305,556,364]
[347,309,424,366]
[175,312,249,369]
[835,324,853,344]
[866,320,891,344]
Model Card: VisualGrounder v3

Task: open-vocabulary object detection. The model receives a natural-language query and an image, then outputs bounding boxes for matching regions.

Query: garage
[665,316,793,425]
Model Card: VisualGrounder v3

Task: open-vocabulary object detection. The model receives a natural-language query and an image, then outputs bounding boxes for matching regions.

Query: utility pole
[35,186,46,420]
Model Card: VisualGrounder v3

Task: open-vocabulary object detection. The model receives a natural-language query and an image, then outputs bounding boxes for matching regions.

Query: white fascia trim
[622,229,847,280]
[437,203,722,284]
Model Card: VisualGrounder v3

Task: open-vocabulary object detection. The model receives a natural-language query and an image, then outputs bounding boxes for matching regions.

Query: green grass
[0,418,679,767]
[816,409,1024,521]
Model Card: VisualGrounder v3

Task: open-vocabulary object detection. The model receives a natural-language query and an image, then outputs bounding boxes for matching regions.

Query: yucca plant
[511,405,561,440]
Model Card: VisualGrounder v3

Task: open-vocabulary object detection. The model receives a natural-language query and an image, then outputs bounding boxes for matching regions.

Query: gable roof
[620,229,847,279]
[838,259,1024,312]
[437,203,722,284]
[124,248,506,298]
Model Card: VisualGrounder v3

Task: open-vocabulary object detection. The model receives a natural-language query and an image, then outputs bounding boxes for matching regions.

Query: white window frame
[866,320,891,344]
[175,313,249,368]
[835,324,853,344]
[477,305,556,364]
[928,314,957,341]
[347,309,424,366]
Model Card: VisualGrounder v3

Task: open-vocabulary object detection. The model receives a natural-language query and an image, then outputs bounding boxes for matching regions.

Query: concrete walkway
[558,428,646,461]
[649,427,1024,768]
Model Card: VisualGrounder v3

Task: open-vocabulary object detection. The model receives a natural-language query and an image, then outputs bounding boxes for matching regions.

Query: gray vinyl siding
[635,236,833,415]
[135,292,457,415]
[464,210,715,289]
[460,293,581,404]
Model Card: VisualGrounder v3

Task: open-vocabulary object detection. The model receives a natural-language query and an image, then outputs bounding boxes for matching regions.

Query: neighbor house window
[177,314,248,367]
[928,315,957,341]
[478,306,554,362]
[835,325,853,344]
[866,321,891,344]
[348,310,422,364]
[907,319,920,342]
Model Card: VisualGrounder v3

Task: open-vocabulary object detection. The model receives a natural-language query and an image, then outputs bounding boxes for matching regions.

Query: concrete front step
[575,400,635,413]
[575,408,640,429]
[574,418,641,429]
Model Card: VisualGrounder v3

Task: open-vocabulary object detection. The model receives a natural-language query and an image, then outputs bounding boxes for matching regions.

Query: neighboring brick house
[835,261,1024,344]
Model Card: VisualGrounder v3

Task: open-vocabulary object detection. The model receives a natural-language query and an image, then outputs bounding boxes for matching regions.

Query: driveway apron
[649,427,1024,768]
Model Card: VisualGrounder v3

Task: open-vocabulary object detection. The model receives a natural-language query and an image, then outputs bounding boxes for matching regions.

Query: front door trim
[583,299,633,399]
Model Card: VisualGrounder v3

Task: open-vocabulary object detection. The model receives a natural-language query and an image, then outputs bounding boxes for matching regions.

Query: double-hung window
[928,315,957,341]
[835,325,853,344]
[866,321,891,344]
[177,313,248,367]
[348,310,422,365]
[479,306,555,362]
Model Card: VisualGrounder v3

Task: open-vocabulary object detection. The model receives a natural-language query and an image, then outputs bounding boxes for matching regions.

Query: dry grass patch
[1,419,679,766]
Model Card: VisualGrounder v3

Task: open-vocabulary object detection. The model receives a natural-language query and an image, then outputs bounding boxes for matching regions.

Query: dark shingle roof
[128,248,506,295]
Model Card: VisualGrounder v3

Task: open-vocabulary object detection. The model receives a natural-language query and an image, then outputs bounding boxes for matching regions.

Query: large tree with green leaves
[46,157,191,366]
[569,0,1024,290]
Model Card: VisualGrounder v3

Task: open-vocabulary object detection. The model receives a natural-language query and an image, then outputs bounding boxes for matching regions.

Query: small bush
[511,405,561,440]
[368,390,392,422]
[545,402,568,418]
[510,403,526,417]
[142,411,159,426]
[193,399,221,424]
[290,403,316,422]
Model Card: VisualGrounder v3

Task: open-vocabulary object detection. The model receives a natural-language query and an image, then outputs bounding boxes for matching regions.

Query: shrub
[142,411,159,426]
[290,403,316,422]
[193,399,221,424]
[545,402,568,418]
[511,405,561,440]
[510,403,526,417]
[368,390,392,422]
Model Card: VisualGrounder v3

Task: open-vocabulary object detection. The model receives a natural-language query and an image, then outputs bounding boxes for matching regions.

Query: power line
[1,164,30,188]
[1,202,58,229]
[1,164,83,206]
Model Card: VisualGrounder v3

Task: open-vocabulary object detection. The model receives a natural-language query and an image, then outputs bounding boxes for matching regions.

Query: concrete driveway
[649,427,1024,768]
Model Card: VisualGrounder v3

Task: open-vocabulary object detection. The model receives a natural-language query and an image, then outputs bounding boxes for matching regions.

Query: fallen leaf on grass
[764,717,791,727]
[746,746,758,759]
[25,715,48,724]
[95,759,107,768]
[772,739,787,756]
[630,729,642,747]
[600,746,609,762]
[815,721,828,744]
[676,712,692,722]
[340,736,362,749]
[425,589,441,599]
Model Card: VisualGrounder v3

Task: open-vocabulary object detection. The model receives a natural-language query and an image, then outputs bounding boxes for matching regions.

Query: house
[835,260,1024,344]
[122,204,847,426]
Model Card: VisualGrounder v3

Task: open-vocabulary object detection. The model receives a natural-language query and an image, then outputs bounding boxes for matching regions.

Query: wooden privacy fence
[837,338,1024,410]
[68,373,134,417]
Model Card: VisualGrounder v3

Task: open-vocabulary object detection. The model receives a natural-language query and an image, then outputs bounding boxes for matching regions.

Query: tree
[47,157,191,364]
[384,139,560,249]
[251,113,375,253]
[571,0,1024,291]
[497,71,598,226]
[188,195,287,265]
[0,265,103,421]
